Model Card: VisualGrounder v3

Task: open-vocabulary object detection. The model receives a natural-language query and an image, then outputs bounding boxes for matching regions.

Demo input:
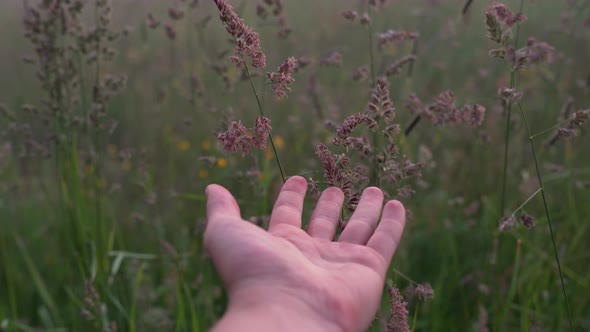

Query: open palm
[205,176,406,332]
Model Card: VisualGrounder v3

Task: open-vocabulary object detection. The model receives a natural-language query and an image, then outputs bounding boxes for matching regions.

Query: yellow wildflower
[273,135,285,149]
[201,139,212,151]
[177,140,191,152]
[199,169,209,179]
[121,160,132,171]
[216,158,227,168]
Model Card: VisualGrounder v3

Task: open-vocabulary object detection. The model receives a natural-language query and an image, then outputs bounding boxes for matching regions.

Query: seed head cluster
[214,0,266,68]
[267,57,297,99]
[387,286,410,332]
[217,116,272,156]
[406,91,486,127]
[378,30,419,49]
[318,77,424,210]
[485,3,554,71]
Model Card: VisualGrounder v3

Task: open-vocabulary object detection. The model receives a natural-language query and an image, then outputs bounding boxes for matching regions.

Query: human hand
[205,176,406,332]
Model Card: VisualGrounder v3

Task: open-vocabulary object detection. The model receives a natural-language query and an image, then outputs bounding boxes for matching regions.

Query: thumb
[204,184,241,255]
[205,184,242,223]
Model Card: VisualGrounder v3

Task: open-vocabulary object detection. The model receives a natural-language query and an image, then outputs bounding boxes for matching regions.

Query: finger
[366,200,406,264]
[338,187,384,244]
[307,187,345,240]
[205,184,241,223]
[269,176,308,231]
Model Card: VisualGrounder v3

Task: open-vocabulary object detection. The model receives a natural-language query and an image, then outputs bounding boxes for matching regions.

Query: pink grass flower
[520,213,536,229]
[217,121,253,155]
[463,104,487,127]
[217,116,273,155]
[251,116,272,148]
[407,91,486,127]
[368,77,396,124]
[498,214,517,232]
[320,51,343,66]
[334,113,371,146]
[387,286,410,332]
[524,37,555,64]
[485,2,526,27]
[405,283,435,302]
[341,10,358,22]
[213,0,266,68]
[267,57,297,98]
[352,65,369,81]
[378,30,418,49]
[315,144,353,198]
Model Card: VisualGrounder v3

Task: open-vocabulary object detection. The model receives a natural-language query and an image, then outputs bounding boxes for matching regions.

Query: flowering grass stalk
[213,0,286,183]
[499,0,525,215]
[483,1,574,327]
[516,102,574,331]
[387,286,410,332]
[365,4,379,186]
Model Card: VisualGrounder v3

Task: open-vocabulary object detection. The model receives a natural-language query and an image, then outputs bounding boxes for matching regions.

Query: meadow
[0,0,589,331]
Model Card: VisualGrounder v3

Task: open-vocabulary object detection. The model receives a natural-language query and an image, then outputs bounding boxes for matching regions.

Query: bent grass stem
[517,102,574,331]
[243,64,286,183]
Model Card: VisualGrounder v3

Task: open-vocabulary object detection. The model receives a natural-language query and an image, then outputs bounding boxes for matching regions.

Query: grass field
[1,0,589,331]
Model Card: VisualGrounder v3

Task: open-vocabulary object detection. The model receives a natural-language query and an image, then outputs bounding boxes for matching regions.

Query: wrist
[211,286,346,332]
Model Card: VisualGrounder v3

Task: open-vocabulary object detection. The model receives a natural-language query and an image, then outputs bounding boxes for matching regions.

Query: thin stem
[500,0,525,215]
[402,45,424,137]
[500,239,522,328]
[517,102,574,331]
[402,39,420,137]
[93,0,105,273]
[511,187,542,215]
[404,115,421,136]
[411,302,420,332]
[500,85,515,214]
[308,74,325,121]
[366,5,379,186]
[366,7,376,85]
[462,0,474,15]
[530,118,571,140]
[392,268,419,286]
[187,7,197,107]
[243,64,286,183]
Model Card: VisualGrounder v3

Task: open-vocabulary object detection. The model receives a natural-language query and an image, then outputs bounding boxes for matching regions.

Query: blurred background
[0,0,589,331]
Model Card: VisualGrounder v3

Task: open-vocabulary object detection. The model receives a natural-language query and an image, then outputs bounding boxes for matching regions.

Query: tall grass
[0,0,588,331]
